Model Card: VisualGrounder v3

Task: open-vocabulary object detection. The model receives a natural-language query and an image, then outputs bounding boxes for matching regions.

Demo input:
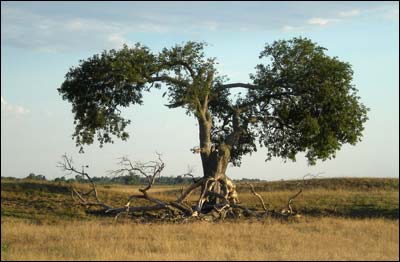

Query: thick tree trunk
[197,119,239,211]
[202,145,238,205]
[195,98,239,214]
[198,117,230,178]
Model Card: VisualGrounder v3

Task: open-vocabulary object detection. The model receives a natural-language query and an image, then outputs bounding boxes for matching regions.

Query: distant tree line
[26,173,47,181]
[54,174,264,185]
[54,173,204,185]
[1,172,264,185]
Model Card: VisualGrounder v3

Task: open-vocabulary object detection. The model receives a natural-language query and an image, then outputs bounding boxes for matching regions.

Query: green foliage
[26,173,46,181]
[59,37,368,167]
[52,174,202,185]
[248,37,369,164]
[54,177,66,182]
[58,44,157,151]
[236,177,399,192]
[1,242,8,261]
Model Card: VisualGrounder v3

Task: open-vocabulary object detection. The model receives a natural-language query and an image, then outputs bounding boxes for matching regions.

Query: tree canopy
[59,37,368,166]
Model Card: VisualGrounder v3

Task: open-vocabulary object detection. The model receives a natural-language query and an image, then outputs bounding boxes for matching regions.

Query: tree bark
[197,117,238,208]
[195,78,240,211]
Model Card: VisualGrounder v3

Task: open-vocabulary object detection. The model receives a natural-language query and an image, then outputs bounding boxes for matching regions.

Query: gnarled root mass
[58,154,316,222]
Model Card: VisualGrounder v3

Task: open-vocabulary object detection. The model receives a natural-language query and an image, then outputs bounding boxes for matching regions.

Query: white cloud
[339,9,361,17]
[107,34,129,48]
[1,96,30,115]
[2,3,398,51]
[338,5,398,21]
[283,25,295,31]
[282,25,304,32]
[1,7,151,52]
[282,4,398,32]
[307,17,340,26]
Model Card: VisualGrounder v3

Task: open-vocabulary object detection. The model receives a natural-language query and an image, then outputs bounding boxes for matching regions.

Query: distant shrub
[26,173,46,181]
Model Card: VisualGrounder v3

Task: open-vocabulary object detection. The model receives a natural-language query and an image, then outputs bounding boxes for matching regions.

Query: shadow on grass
[1,181,70,195]
[301,205,399,219]
[2,180,398,221]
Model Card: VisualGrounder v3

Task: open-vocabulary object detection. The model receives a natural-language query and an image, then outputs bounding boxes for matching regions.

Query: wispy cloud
[339,9,361,17]
[107,34,127,48]
[307,17,340,26]
[1,7,148,52]
[2,2,398,52]
[281,25,305,33]
[282,25,296,31]
[1,96,30,116]
[282,17,339,31]
[338,4,398,21]
[282,3,398,32]
[1,5,226,53]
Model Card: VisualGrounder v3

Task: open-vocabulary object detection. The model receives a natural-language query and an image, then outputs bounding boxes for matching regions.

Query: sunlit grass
[1,217,398,261]
[1,177,399,260]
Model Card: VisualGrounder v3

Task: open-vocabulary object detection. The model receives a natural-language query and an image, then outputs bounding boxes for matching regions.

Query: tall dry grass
[1,217,398,261]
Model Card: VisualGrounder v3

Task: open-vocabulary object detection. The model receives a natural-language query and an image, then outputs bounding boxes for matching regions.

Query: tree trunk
[198,117,230,179]
[197,123,239,211]
[196,110,239,215]
[204,144,238,205]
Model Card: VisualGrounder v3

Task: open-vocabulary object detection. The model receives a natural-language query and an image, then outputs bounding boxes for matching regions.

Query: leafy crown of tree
[59,37,368,166]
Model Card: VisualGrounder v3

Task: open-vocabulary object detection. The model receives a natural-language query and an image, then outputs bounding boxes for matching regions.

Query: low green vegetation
[1,242,8,261]
[1,177,398,224]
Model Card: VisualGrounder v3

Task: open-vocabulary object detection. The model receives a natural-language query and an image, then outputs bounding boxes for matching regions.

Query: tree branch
[246,183,268,213]
[58,154,111,210]
[177,177,204,203]
[218,83,260,90]
[281,173,324,216]
[235,91,296,111]
[148,75,190,87]
[173,61,196,80]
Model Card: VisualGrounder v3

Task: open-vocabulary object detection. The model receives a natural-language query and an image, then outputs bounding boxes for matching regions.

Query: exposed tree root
[58,154,320,222]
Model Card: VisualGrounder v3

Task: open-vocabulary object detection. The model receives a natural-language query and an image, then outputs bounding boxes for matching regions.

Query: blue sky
[1,1,399,180]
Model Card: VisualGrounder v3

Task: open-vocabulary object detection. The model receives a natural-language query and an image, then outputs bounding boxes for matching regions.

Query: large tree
[58,37,368,216]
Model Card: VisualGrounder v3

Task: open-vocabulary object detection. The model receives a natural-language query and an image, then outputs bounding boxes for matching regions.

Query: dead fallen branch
[58,154,319,222]
[246,182,268,213]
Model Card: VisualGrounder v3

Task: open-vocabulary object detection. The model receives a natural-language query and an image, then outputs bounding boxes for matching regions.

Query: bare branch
[107,153,171,219]
[282,173,324,216]
[287,189,302,215]
[177,177,204,203]
[182,166,200,183]
[58,153,326,221]
[246,182,268,212]
[58,154,113,211]
[193,178,216,215]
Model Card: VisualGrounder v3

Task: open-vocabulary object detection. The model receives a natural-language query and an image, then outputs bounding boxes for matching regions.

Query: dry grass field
[1,217,398,261]
[1,177,399,261]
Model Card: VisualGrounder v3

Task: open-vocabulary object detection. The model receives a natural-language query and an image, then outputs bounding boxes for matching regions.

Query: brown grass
[1,217,398,261]
[1,178,399,260]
